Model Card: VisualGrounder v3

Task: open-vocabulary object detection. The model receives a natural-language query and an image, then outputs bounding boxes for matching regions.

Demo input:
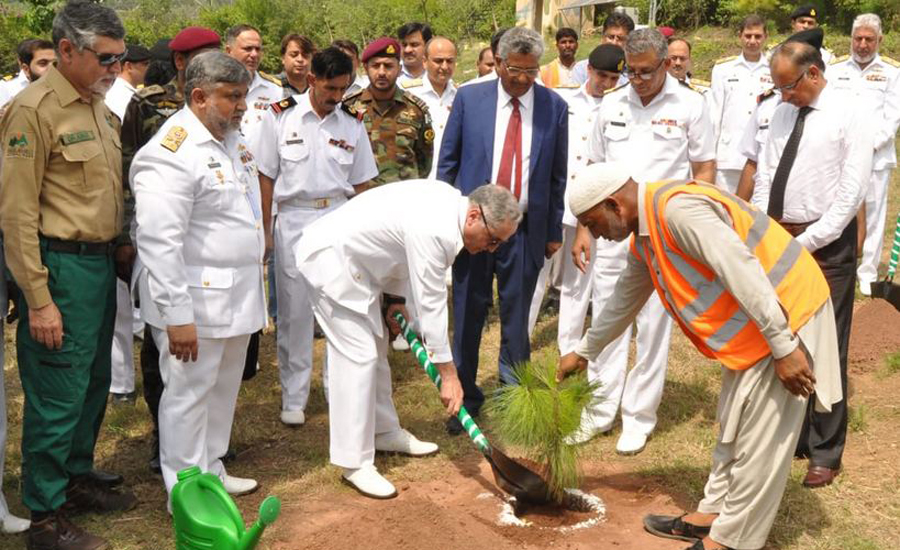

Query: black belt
[777,220,816,238]
[42,237,116,256]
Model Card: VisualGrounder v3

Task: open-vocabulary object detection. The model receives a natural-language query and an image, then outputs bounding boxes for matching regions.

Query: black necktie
[767,106,813,220]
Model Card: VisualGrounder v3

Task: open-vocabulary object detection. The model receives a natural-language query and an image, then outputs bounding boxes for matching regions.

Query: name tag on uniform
[60,130,95,145]
[727,78,740,82]
[610,121,627,127]
[328,138,355,152]
[286,138,304,145]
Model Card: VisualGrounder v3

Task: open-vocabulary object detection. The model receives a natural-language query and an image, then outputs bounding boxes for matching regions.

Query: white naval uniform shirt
[491,80,534,210]
[104,77,137,121]
[240,71,285,153]
[738,92,782,191]
[0,70,29,108]
[557,83,603,227]
[344,73,370,98]
[406,77,457,179]
[588,74,716,184]
[753,84,874,252]
[252,92,378,203]
[709,54,772,170]
[131,107,267,339]
[828,54,900,171]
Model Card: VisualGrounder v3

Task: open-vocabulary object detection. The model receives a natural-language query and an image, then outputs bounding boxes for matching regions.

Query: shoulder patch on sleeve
[259,71,283,87]
[715,55,738,65]
[269,96,296,114]
[400,78,423,89]
[882,56,900,68]
[5,131,36,159]
[830,54,849,65]
[160,125,187,153]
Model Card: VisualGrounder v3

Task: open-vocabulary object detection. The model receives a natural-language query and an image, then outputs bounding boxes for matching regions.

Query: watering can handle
[886,211,900,281]
[394,312,491,455]
[196,475,245,530]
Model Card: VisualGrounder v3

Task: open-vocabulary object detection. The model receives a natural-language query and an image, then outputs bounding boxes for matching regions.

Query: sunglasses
[83,46,128,67]
[479,205,501,247]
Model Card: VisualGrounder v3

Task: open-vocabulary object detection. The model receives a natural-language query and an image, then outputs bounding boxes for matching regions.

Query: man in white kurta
[828,14,900,296]
[131,52,266,500]
[295,182,520,499]
[251,48,378,427]
[575,29,716,453]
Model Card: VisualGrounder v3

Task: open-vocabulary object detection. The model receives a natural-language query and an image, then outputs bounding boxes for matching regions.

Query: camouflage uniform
[342,86,434,186]
[119,79,184,245]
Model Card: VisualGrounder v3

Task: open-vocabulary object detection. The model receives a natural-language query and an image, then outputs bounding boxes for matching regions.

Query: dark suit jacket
[437,80,568,265]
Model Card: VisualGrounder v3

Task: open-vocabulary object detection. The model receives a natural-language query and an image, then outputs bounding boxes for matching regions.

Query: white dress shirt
[295,181,466,363]
[240,71,286,153]
[251,93,378,203]
[828,54,900,171]
[0,70,29,108]
[709,54,772,170]
[131,107,266,338]
[491,79,534,210]
[753,84,874,251]
[738,92,781,165]
[104,77,137,121]
[588,75,716,183]
[558,83,603,226]
[406,77,457,179]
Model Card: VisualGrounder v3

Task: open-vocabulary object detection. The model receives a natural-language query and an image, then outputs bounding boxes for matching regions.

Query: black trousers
[795,219,856,469]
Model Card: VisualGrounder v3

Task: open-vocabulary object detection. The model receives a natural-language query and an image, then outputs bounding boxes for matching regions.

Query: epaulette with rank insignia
[882,56,900,68]
[160,126,187,153]
[2,75,12,81]
[341,100,365,122]
[135,84,166,99]
[269,96,296,114]
[401,90,430,113]
[679,80,705,93]
[259,71,283,86]
[715,55,738,65]
[830,54,849,65]
[757,88,776,104]
[603,83,628,96]
[400,78,423,89]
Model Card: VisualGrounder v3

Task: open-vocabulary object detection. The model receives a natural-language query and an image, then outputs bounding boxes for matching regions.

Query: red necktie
[496,97,522,199]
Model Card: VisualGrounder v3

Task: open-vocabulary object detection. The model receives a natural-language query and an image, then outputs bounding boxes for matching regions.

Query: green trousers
[17,244,116,512]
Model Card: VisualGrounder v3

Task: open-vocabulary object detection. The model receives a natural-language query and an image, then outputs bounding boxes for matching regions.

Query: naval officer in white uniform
[131,52,267,501]
[295,182,521,499]
[251,47,378,427]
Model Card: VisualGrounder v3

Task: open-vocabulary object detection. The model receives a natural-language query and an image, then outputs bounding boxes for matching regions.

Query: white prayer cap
[568,162,632,217]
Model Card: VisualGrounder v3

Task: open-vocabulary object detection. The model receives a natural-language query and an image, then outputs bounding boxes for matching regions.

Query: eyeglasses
[503,61,540,79]
[773,70,808,92]
[83,46,128,67]
[623,58,665,81]
[479,205,501,247]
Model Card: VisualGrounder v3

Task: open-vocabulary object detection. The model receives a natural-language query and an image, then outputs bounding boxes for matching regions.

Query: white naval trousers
[110,279,136,394]
[309,295,401,469]
[698,301,839,550]
[557,225,595,355]
[274,199,345,412]
[716,169,742,195]
[857,168,893,287]
[153,328,250,495]
[583,240,673,436]
[527,229,567,335]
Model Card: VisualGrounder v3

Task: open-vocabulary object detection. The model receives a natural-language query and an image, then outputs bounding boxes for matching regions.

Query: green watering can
[871,211,900,311]
[171,466,281,550]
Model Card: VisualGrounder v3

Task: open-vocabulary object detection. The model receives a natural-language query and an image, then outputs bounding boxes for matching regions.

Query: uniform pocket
[185,266,234,327]
[651,124,684,140]
[61,140,103,190]
[603,122,630,141]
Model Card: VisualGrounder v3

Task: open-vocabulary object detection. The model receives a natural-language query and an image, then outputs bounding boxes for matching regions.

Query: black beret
[791,4,820,20]
[784,27,824,51]
[150,38,172,61]
[588,44,625,73]
[124,44,152,63]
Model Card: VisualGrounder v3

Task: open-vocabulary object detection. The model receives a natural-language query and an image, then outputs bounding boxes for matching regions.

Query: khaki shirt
[0,66,123,308]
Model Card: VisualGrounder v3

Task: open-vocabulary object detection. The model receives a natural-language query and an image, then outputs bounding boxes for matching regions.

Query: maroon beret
[658,26,676,38]
[362,37,401,64]
[169,27,221,54]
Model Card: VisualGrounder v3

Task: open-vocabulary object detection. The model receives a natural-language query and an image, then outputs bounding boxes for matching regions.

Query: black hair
[17,39,55,65]
[602,12,635,33]
[311,47,353,79]
[556,27,578,42]
[397,22,433,43]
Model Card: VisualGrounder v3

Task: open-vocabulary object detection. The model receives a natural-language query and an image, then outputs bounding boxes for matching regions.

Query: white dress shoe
[565,418,613,445]
[342,465,397,499]
[222,474,258,496]
[391,335,410,351]
[616,431,649,455]
[1,513,30,534]
[375,429,438,456]
[280,409,306,426]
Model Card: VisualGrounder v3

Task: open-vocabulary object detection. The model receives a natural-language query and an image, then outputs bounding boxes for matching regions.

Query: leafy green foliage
[485,357,599,502]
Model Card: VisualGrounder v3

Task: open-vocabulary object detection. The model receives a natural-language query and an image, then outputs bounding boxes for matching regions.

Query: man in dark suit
[438,26,568,434]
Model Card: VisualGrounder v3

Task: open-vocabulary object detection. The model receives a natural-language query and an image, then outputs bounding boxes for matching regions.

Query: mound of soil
[849,299,900,370]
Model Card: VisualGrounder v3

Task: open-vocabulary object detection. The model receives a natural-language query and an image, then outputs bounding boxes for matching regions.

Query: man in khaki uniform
[0,2,136,549]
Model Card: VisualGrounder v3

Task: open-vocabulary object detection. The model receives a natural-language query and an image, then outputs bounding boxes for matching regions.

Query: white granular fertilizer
[493,489,606,532]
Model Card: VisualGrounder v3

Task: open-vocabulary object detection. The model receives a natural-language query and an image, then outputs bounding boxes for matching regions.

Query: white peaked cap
[567,162,633,217]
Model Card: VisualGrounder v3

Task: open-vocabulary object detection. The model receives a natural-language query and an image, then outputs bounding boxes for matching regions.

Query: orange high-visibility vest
[630,180,830,370]
[539,59,561,88]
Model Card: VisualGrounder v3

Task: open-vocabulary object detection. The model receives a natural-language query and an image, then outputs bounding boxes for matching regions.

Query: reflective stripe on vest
[630,180,830,370]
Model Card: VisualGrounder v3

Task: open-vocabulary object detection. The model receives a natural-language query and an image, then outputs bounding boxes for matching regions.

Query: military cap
[589,44,625,73]
[168,26,221,54]
[658,26,676,38]
[784,27,824,51]
[791,4,819,20]
[362,37,401,64]
[150,38,172,61]
[124,44,152,63]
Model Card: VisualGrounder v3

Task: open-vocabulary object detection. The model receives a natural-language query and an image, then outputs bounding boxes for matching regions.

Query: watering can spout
[236,496,281,550]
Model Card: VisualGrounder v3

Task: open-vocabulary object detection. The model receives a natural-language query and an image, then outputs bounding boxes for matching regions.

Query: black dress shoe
[643,513,711,542]
[445,416,464,436]
[86,469,123,488]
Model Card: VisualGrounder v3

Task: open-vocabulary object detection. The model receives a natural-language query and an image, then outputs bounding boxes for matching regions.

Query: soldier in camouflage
[116,26,222,474]
[342,37,434,186]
